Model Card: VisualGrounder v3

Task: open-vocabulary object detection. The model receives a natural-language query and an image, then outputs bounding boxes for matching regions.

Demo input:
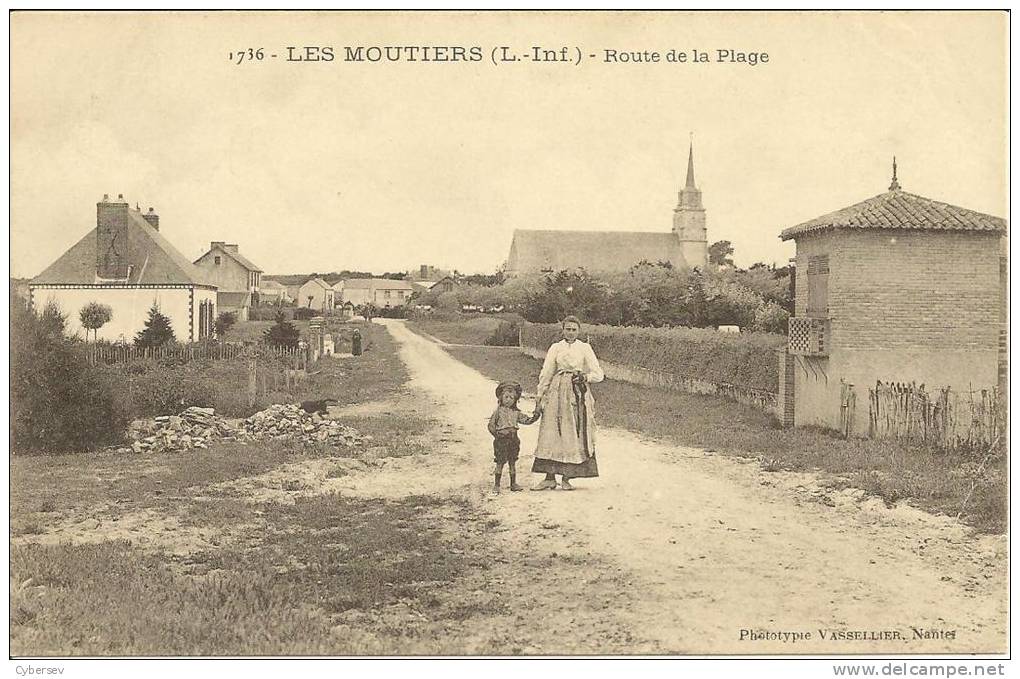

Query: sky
[10,11,1009,278]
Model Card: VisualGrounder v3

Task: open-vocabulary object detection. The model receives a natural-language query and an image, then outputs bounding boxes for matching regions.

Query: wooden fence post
[248,358,257,408]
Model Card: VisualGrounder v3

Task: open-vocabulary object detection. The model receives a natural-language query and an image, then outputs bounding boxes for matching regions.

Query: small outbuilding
[778,163,1007,439]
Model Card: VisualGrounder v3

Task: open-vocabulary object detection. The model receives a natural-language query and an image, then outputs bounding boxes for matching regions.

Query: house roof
[300,277,332,290]
[32,208,215,287]
[217,291,252,308]
[508,229,687,273]
[780,189,1007,241]
[198,244,262,272]
[263,274,314,286]
[343,278,416,290]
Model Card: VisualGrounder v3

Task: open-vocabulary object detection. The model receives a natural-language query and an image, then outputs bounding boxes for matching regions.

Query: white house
[193,241,263,321]
[29,194,218,342]
[298,277,335,311]
[341,278,417,307]
[260,279,292,304]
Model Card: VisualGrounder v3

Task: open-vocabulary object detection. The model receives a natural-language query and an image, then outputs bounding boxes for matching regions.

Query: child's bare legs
[508,461,523,491]
[493,462,505,492]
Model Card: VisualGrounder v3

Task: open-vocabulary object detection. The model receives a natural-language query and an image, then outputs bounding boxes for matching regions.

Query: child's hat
[495,381,522,400]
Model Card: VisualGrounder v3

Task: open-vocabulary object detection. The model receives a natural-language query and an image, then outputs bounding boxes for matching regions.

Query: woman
[531,315,604,491]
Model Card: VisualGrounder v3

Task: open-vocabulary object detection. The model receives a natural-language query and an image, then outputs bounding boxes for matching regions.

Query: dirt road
[359,319,1007,654]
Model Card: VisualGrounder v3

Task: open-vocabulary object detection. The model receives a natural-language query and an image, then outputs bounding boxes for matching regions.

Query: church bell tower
[672,138,709,269]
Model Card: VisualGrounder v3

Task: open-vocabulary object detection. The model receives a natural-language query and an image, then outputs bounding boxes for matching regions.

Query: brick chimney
[211,240,226,250]
[142,206,159,230]
[97,193,131,279]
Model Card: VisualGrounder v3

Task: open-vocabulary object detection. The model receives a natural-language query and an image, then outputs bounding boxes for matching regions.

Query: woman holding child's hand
[530,315,604,491]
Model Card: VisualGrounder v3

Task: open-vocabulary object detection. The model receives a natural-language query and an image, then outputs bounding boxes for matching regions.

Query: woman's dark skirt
[531,456,599,478]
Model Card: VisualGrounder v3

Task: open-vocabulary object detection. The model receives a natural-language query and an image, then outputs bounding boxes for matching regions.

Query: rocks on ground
[119,404,367,454]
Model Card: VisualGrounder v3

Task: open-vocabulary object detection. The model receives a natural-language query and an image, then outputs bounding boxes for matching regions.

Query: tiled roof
[301,277,331,290]
[32,209,215,286]
[343,278,416,290]
[507,229,687,273]
[781,190,1007,241]
[201,245,262,272]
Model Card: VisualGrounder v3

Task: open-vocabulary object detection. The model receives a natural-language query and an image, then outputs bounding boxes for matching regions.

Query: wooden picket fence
[86,342,305,366]
[867,381,1003,451]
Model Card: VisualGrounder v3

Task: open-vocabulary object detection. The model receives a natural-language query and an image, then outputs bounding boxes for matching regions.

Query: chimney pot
[118,193,124,200]
[102,193,109,201]
[148,207,154,213]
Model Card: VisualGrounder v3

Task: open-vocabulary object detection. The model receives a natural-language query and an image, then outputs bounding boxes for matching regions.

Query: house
[298,277,335,311]
[341,278,417,307]
[504,142,708,275]
[323,275,345,306]
[777,162,1007,437]
[259,279,292,304]
[262,274,309,301]
[193,241,263,321]
[29,194,218,342]
[426,275,457,295]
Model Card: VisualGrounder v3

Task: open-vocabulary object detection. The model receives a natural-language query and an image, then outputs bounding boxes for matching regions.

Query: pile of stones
[239,404,366,447]
[119,404,366,454]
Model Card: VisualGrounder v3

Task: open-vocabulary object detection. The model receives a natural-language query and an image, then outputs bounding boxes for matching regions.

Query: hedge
[521,323,785,394]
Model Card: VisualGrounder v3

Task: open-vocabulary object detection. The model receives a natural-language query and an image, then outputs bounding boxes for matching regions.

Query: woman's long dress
[531,339,605,478]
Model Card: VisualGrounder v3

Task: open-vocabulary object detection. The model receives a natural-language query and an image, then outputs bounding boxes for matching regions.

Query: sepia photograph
[7,8,1010,673]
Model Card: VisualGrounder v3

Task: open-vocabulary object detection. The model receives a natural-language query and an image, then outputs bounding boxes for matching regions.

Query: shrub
[521,322,785,393]
[135,303,176,348]
[10,296,129,454]
[485,320,521,346]
[214,311,238,337]
[264,312,301,349]
[293,307,317,321]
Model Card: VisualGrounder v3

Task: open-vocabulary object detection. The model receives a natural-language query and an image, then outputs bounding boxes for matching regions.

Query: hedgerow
[522,322,785,393]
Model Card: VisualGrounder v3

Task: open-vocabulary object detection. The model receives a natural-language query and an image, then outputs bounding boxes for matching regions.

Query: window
[806,255,829,318]
[214,256,221,265]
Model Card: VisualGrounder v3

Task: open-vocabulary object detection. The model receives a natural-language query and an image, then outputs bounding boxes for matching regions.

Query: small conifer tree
[134,302,176,348]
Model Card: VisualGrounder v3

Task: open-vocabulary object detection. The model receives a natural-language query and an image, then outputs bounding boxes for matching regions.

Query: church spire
[685,133,697,189]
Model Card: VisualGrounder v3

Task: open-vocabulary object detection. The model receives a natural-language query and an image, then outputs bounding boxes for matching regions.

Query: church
[503,143,709,276]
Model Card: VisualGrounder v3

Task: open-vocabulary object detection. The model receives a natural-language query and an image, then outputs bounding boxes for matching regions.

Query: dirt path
[365,319,1007,654]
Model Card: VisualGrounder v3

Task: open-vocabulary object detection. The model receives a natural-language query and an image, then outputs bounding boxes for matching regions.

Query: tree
[214,311,238,338]
[708,240,735,267]
[79,302,112,343]
[11,292,126,453]
[134,302,176,348]
[523,269,610,324]
[263,311,301,348]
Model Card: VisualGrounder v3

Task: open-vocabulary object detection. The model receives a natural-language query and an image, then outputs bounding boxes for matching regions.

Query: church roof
[781,189,1007,241]
[508,229,687,273]
[32,208,215,286]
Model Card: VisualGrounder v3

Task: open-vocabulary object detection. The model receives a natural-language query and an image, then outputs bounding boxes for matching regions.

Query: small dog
[300,398,338,415]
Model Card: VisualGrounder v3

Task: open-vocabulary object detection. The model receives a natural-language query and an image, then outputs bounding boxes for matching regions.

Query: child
[488,382,540,493]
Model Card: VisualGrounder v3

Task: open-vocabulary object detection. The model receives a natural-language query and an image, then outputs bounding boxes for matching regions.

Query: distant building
[298,277,335,311]
[342,278,417,307]
[30,194,218,342]
[194,241,263,321]
[504,142,709,276]
[259,279,292,305]
[262,274,309,302]
[778,163,1007,435]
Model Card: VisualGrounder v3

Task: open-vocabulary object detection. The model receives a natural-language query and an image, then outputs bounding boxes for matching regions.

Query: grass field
[444,345,1006,534]
[406,314,521,346]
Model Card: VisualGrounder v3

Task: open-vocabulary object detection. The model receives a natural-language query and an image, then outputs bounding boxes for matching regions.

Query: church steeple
[685,138,697,189]
[673,135,708,269]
